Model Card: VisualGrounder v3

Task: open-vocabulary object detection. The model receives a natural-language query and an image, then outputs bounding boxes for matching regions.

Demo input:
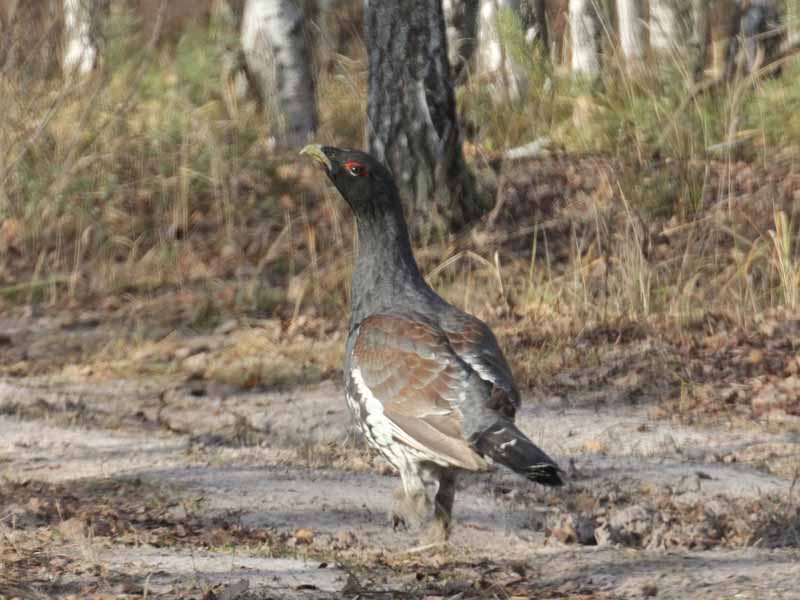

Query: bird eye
[344,161,368,177]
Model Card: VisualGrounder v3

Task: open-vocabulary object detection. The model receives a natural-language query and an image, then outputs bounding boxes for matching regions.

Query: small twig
[389,541,450,557]
[485,167,508,230]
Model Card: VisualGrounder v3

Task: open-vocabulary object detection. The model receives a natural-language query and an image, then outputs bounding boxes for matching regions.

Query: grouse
[301,144,563,541]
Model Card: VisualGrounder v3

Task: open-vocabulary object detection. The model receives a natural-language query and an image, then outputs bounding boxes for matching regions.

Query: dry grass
[0,9,799,408]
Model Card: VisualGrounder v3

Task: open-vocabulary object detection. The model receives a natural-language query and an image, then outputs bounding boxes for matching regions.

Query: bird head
[300,144,399,219]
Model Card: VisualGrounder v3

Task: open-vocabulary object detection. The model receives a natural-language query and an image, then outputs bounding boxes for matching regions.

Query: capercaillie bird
[301,144,563,542]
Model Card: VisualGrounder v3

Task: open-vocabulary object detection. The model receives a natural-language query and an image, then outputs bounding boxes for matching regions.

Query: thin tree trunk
[241,0,317,148]
[740,1,781,73]
[546,0,570,66]
[62,0,98,77]
[569,0,600,77]
[528,0,548,50]
[649,0,680,54]
[689,0,708,79]
[616,0,644,67]
[707,0,739,80]
[366,0,481,231]
[475,0,528,100]
[442,0,480,83]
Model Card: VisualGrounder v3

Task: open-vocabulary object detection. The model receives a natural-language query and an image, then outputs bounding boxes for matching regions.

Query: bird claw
[423,518,450,544]
[392,513,408,531]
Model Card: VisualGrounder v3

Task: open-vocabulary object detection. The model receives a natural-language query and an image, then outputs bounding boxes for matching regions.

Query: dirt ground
[0,315,799,600]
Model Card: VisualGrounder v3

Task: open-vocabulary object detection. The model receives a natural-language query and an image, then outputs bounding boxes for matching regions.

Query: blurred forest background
[1,0,800,412]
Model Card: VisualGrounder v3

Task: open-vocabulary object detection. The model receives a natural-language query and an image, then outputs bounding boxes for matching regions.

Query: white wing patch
[459,347,520,409]
[419,409,452,417]
[350,366,453,469]
[350,366,395,447]
[499,439,517,450]
[462,354,496,383]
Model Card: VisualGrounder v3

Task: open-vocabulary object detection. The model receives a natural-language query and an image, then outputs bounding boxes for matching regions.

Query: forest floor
[2,150,800,598]
[0,305,798,600]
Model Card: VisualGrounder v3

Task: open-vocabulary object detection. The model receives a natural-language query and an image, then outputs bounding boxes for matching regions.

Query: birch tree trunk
[62,0,98,77]
[476,0,527,100]
[366,0,481,231]
[616,0,644,68]
[442,0,479,83]
[649,0,681,54]
[526,0,548,50]
[241,0,317,149]
[569,0,600,77]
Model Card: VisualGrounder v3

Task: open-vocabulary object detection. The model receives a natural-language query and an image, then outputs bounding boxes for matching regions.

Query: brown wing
[440,313,520,419]
[350,314,488,471]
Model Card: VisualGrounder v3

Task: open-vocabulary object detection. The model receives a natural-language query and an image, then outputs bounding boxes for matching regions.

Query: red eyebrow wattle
[345,161,366,172]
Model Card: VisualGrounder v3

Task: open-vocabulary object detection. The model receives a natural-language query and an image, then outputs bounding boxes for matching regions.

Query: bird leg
[425,470,456,543]
[391,464,430,531]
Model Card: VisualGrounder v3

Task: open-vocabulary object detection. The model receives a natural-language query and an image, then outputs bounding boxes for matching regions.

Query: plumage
[301,144,563,541]
[350,313,487,472]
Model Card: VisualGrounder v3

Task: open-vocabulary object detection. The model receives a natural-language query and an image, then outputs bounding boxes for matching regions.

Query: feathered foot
[390,486,427,531]
[423,470,456,543]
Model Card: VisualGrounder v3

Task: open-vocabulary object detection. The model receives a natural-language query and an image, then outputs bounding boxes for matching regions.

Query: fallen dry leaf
[294,527,314,544]
[583,439,608,454]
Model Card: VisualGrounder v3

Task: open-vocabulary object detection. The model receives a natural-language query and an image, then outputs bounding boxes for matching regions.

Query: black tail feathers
[473,421,564,487]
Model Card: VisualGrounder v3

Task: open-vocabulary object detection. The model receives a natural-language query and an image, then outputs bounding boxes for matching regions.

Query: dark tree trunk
[530,0,549,51]
[443,0,479,84]
[365,0,482,233]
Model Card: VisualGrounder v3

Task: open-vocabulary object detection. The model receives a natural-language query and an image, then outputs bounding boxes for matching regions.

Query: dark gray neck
[349,206,436,328]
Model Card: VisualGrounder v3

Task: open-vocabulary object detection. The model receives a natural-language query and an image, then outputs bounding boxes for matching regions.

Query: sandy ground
[1,371,799,599]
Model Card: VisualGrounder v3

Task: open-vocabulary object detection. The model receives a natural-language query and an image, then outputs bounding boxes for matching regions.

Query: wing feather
[351,314,487,471]
[441,314,520,418]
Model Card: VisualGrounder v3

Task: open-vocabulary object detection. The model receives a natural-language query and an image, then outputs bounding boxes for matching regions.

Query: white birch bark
[62,0,97,76]
[241,0,316,148]
[649,0,680,53]
[476,0,527,99]
[690,0,708,48]
[616,0,644,65]
[569,0,600,77]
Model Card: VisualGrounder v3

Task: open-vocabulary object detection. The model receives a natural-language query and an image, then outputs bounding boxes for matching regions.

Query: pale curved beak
[299,144,332,171]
